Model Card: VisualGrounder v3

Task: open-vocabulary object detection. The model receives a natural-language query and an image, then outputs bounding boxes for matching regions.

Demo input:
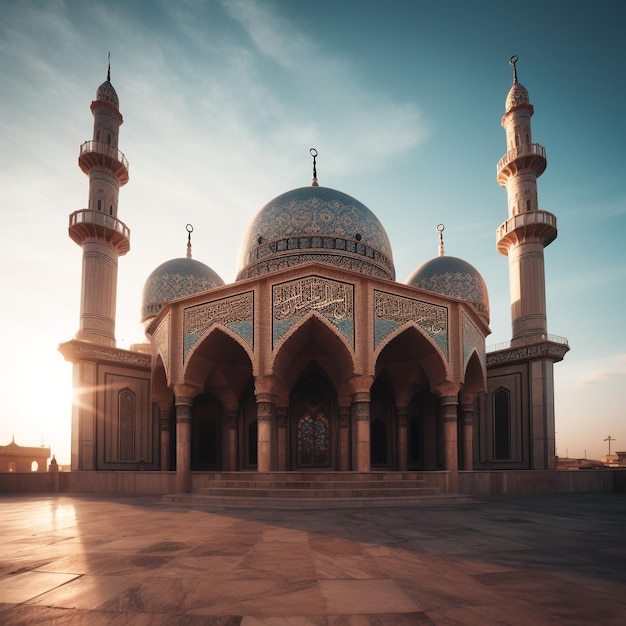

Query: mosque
[59,57,569,493]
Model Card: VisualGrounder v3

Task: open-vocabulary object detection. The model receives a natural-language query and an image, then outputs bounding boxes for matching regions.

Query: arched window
[118,389,136,461]
[493,388,511,460]
[526,199,531,211]
[97,199,102,211]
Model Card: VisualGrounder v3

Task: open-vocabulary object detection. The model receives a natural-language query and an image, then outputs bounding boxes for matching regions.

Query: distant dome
[141,258,224,323]
[237,186,395,281]
[96,80,119,109]
[406,256,489,322]
[505,81,529,112]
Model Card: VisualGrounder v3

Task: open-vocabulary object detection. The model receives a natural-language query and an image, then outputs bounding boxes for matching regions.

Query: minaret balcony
[78,141,129,185]
[497,143,546,185]
[496,209,557,253]
[69,209,130,254]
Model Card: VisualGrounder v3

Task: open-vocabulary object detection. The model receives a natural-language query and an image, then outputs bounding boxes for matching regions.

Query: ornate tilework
[237,187,395,280]
[462,312,485,370]
[142,257,224,322]
[239,252,391,281]
[272,276,354,349]
[183,291,254,359]
[374,290,448,357]
[406,256,489,319]
[153,315,170,380]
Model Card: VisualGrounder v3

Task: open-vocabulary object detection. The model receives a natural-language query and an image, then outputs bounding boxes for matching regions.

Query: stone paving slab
[0,493,624,624]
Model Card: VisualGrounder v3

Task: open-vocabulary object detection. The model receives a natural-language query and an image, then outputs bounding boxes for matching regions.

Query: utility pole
[604,435,615,456]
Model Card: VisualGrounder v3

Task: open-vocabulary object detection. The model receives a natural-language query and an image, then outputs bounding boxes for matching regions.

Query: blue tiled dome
[141,258,224,323]
[96,80,119,109]
[406,256,489,322]
[237,186,395,281]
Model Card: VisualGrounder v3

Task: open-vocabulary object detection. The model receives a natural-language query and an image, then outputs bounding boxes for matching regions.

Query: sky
[0,0,624,466]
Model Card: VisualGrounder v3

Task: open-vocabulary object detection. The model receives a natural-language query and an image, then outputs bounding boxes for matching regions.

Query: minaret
[496,55,555,342]
[489,56,569,471]
[68,60,130,346]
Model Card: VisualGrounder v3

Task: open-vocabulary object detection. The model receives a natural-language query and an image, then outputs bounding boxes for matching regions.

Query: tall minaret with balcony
[496,55,556,342]
[489,56,569,470]
[68,62,130,346]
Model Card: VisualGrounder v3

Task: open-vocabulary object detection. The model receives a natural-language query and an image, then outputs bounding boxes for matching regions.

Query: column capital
[173,384,202,404]
[433,382,461,398]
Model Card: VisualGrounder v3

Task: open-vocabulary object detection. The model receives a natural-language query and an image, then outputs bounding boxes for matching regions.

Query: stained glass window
[297,412,329,466]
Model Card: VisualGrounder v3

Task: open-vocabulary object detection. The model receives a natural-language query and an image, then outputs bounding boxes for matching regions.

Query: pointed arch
[184,325,254,402]
[375,324,448,395]
[272,313,355,390]
[463,349,487,398]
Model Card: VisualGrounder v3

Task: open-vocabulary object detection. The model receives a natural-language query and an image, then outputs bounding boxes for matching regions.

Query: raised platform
[164,471,471,508]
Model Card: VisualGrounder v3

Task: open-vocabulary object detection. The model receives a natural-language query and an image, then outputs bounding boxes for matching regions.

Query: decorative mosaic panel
[272,276,354,348]
[462,312,485,370]
[374,290,448,357]
[184,291,254,359]
[238,252,391,281]
[153,316,170,378]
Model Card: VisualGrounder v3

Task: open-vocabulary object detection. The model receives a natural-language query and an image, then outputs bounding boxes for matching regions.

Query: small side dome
[96,80,119,109]
[406,256,489,322]
[141,258,224,323]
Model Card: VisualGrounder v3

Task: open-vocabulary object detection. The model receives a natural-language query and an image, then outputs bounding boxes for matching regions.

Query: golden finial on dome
[510,54,519,84]
[310,148,318,186]
[186,223,193,259]
[437,224,445,257]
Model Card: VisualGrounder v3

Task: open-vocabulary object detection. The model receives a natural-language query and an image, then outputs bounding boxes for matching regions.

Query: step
[162,493,472,509]
[198,486,440,498]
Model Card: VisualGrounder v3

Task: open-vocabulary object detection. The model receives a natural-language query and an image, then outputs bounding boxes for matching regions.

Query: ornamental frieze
[374,290,448,357]
[184,291,254,359]
[487,341,569,366]
[462,312,485,369]
[272,276,354,348]
[67,342,151,368]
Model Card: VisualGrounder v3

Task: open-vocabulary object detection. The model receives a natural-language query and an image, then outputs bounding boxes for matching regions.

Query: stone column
[460,402,474,471]
[352,392,371,472]
[338,405,351,471]
[158,405,171,471]
[227,408,238,471]
[276,406,288,471]
[439,395,459,492]
[256,392,275,473]
[174,393,194,493]
[396,405,409,471]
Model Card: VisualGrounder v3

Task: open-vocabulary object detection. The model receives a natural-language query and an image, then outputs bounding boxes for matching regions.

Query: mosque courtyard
[0,492,624,624]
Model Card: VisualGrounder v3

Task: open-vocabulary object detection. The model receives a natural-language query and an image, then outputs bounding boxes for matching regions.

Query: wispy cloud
[559,353,626,389]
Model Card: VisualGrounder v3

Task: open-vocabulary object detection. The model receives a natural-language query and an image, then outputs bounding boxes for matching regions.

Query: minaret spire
[186,224,194,259]
[510,54,518,84]
[310,148,318,186]
[107,51,111,82]
[437,224,445,257]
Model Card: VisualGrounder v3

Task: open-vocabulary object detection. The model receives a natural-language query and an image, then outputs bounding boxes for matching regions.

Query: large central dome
[237,186,395,281]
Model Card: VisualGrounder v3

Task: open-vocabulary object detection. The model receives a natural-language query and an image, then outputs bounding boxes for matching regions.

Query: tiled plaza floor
[0,492,624,624]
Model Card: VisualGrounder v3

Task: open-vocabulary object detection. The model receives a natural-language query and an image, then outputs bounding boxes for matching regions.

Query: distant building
[0,437,50,472]
[59,57,568,493]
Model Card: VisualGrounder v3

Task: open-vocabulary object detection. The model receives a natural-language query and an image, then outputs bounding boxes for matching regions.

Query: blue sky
[1,0,624,465]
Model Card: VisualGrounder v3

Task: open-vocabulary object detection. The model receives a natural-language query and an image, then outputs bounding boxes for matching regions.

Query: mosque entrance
[290,372,336,469]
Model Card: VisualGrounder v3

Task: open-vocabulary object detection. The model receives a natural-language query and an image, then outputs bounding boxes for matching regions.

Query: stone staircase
[163,471,471,508]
